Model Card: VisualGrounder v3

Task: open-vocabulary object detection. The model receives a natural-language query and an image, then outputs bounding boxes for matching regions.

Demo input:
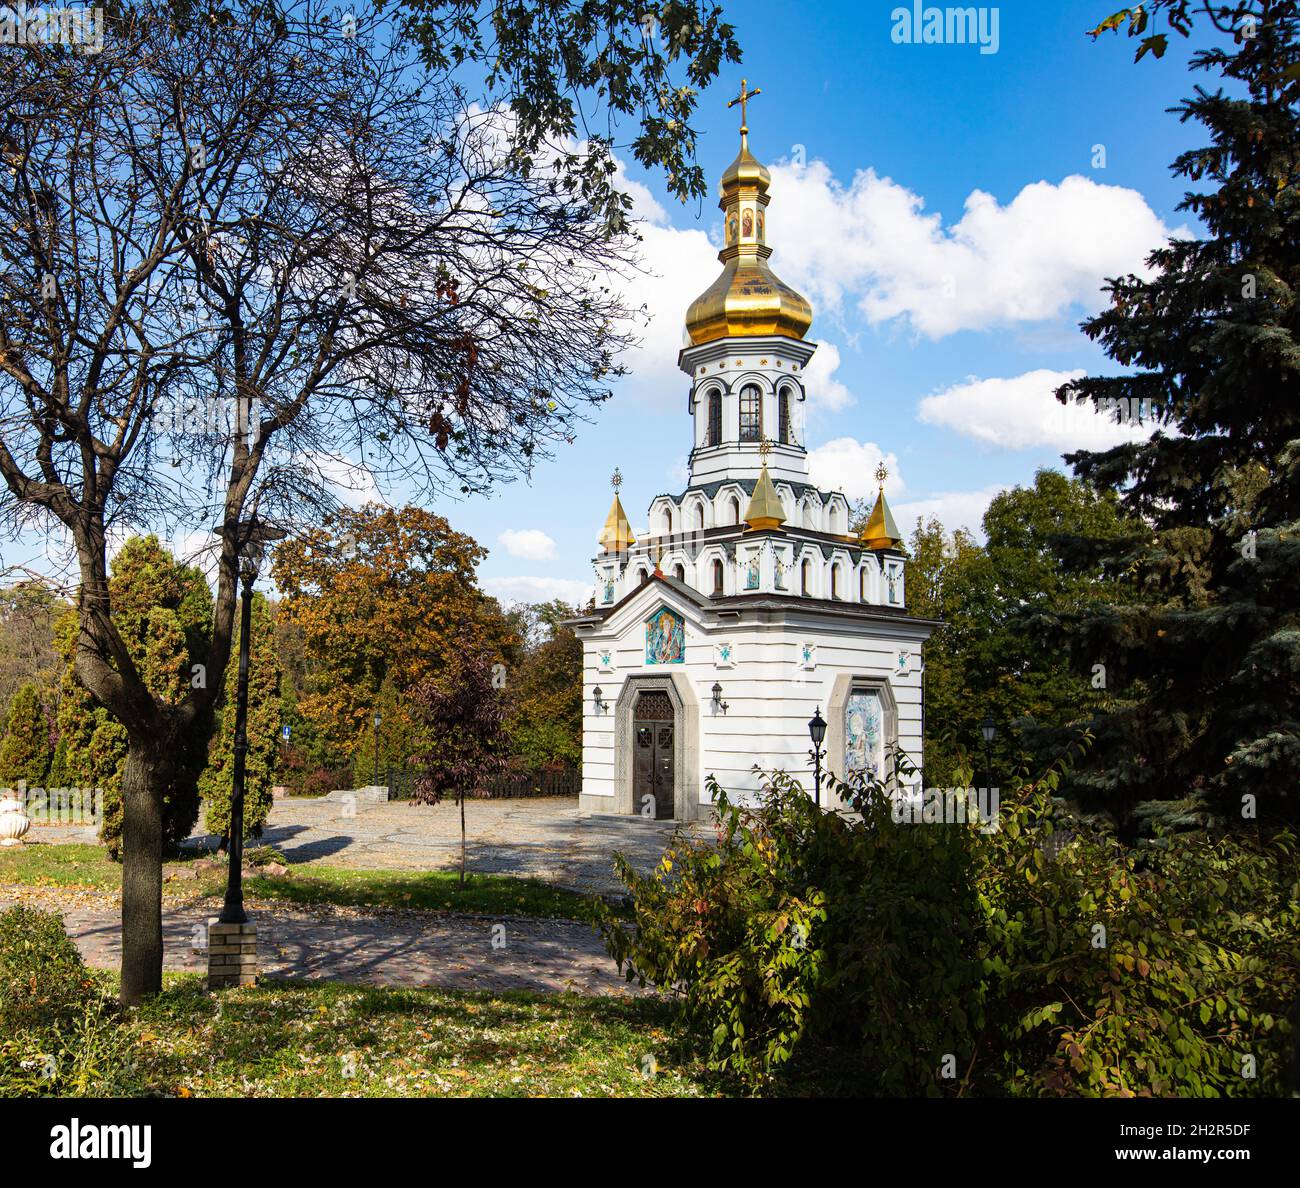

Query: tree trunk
[459,793,466,887]
[119,742,166,1005]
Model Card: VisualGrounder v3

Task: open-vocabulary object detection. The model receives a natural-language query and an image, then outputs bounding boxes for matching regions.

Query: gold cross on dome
[610,467,623,491]
[728,78,761,135]
[758,436,773,459]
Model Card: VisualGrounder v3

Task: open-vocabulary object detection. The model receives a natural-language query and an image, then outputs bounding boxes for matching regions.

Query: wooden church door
[633,690,675,819]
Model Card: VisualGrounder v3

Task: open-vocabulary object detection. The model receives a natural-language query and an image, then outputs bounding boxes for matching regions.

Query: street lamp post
[372,712,382,788]
[980,714,996,797]
[213,517,285,926]
[808,708,827,809]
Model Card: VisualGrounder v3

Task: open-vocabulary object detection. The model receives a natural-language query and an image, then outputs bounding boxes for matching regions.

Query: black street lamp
[980,714,996,795]
[213,516,285,926]
[372,712,382,787]
[808,707,827,809]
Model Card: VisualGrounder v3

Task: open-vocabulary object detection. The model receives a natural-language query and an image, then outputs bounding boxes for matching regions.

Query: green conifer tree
[0,681,51,787]
[201,593,283,843]
[1054,8,1300,831]
[52,538,214,856]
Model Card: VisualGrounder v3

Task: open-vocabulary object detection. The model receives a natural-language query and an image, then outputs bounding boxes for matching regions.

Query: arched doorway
[633,690,675,819]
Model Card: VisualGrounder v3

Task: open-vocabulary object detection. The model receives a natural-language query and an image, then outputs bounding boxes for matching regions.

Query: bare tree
[0,1,643,1001]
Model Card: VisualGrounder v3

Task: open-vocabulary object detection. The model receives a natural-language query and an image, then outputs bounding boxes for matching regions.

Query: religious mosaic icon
[774,554,787,590]
[845,689,884,781]
[742,209,753,237]
[603,579,615,604]
[714,641,735,668]
[645,605,685,665]
[745,552,760,589]
[886,565,900,604]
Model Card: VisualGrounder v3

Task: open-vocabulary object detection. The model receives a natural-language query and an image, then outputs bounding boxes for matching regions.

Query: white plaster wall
[579,592,929,816]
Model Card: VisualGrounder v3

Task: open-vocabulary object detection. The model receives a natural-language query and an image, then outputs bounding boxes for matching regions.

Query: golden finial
[875,461,889,489]
[758,436,773,459]
[728,78,762,144]
[611,467,623,492]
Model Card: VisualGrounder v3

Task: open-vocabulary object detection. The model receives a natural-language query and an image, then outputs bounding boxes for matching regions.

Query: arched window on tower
[739,384,762,442]
[860,567,868,602]
[779,388,792,444]
[730,496,741,525]
[711,559,724,595]
[665,507,674,536]
[831,564,840,599]
[695,503,705,531]
[707,390,722,447]
[801,558,812,596]
[675,564,686,582]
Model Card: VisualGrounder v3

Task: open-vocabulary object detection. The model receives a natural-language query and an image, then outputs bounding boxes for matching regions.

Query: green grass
[0,843,612,923]
[58,975,716,1098]
[0,841,130,891]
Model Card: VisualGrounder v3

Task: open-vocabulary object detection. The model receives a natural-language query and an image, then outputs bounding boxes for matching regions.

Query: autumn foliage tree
[272,505,516,773]
[408,645,512,883]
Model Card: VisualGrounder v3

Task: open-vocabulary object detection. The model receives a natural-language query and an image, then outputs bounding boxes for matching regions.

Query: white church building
[568,91,937,819]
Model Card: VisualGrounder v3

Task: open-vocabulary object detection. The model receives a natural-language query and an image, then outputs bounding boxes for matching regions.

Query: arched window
[711,559,724,596]
[828,504,841,535]
[860,567,868,602]
[665,508,674,536]
[639,567,650,586]
[739,384,762,442]
[674,564,686,582]
[778,388,792,444]
[695,503,705,531]
[707,390,722,447]
[831,565,840,599]
[801,558,812,596]
[730,496,741,525]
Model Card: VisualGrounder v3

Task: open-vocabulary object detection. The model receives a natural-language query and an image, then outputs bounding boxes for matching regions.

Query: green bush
[0,906,143,1098]
[0,905,98,1036]
[603,757,1300,1097]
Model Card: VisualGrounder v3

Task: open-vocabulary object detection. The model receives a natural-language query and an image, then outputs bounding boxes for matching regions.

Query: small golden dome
[684,90,812,347]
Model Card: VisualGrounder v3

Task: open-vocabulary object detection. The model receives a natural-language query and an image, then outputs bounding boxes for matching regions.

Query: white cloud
[917,369,1151,451]
[765,160,1179,340]
[895,485,1007,540]
[497,528,558,561]
[807,439,904,501]
[802,340,854,412]
[307,451,381,507]
[483,575,593,607]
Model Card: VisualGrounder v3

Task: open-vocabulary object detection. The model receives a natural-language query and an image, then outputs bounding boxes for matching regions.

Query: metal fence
[386,766,579,801]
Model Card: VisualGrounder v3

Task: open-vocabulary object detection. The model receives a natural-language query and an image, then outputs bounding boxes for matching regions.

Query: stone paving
[10,796,715,996]
[30,796,708,896]
[0,887,646,996]
[205,796,705,895]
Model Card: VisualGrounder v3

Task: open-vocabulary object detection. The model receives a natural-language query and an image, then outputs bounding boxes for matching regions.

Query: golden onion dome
[684,84,812,347]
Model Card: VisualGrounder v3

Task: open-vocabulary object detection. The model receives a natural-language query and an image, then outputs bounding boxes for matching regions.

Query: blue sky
[463,0,1219,607]
[0,1,1228,605]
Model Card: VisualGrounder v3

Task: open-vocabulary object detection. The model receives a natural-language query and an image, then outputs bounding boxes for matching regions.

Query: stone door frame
[614,672,700,821]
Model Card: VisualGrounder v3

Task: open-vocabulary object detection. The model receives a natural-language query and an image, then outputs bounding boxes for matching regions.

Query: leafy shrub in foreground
[0,905,97,1035]
[603,756,1300,1096]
